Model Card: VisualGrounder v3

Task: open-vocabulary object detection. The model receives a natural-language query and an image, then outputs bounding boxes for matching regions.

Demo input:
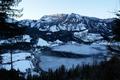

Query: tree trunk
[10,50,13,70]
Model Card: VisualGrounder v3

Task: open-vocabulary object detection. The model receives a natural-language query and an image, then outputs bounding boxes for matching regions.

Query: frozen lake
[52,43,107,55]
[38,43,109,71]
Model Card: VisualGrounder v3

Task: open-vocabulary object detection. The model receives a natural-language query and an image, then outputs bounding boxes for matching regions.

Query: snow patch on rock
[23,35,32,42]
[37,38,49,46]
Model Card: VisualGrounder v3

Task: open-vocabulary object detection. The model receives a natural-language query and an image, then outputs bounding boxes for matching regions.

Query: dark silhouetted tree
[112,10,120,40]
[108,10,120,54]
[0,0,23,23]
[0,0,23,70]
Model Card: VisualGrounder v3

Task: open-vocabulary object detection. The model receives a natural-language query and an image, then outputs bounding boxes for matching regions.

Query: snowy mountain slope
[17,13,114,35]
[16,13,115,43]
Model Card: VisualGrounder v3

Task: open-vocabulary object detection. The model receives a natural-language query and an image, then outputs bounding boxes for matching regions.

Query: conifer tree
[113,10,120,41]
[0,0,23,23]
[0,0,23,70]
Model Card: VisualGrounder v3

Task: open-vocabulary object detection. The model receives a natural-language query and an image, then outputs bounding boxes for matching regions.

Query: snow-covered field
[1,52,34,72]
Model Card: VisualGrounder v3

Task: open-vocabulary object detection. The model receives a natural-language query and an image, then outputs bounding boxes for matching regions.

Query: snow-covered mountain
[18,13,114,35]
[17,13,115,43]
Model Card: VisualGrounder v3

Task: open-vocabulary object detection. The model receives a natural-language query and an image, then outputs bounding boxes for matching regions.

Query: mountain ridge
[3,13,116,43]
[18,13,114,33]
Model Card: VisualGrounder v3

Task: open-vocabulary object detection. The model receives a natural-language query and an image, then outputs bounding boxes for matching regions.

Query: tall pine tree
[0,0,23,23]
[113,10,120,40]
[0,0,23,70]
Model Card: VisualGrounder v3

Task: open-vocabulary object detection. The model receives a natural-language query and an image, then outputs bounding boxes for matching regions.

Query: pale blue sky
[18,0,119,20]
